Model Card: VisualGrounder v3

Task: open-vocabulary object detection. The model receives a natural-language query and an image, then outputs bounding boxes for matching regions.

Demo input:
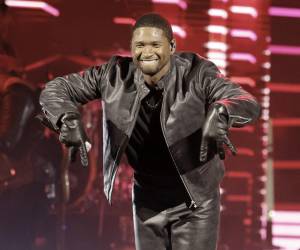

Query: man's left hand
[200,104,237,162]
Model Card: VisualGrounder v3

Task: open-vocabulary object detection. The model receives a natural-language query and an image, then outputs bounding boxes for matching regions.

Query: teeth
[141,59,158,61]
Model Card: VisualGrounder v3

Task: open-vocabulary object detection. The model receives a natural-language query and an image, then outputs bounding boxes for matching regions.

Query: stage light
[269,45,300,55]
[226,171,251,178]
[267,83,300,93]
[262,62,271,69]
[230,53,257,64]
[230,6,258,18]
[5,0,59,16]
[261,87,270,95]
[208,8,228,19]
[259,176,267,182]
[206,51,227,68]
[273,225,300,237]
[209,59,227,68]
[152,0,187,10]
[272,211,300,249]
[206,51,226,60]
[261,75,271,82]
[230,77,256,87]
[269,6,300,18]
[10,169,16,176]
[263,49,271,56]
[230,29,257,41]
[261,101,270,109]
[272,119,300,127]
[273,238,300,250]
[236,148,255,156]
[171,25,186,38]
[205,42,228,51]
[113,17,135,25]
[273,161,300,169]
[206,25,228,35]
[231,126,255,133]
[226,195,251,202]
[219,69,226,76]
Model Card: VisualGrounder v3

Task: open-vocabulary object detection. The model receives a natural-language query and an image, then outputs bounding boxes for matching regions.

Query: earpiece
[170,42,176,51]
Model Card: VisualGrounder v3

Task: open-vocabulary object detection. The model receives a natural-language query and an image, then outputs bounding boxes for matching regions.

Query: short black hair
[132,13,173,42]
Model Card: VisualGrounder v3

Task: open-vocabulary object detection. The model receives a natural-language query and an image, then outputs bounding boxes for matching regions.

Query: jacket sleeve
[39,63,108,130]
[197,60,261,127]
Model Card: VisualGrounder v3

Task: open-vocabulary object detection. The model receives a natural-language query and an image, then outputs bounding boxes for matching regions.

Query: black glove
[36,113,90,167]
[200,104,237,162]
[58,112,90,167]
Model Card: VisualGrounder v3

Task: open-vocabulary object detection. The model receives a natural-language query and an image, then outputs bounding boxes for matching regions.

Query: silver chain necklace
[144,92,163,111]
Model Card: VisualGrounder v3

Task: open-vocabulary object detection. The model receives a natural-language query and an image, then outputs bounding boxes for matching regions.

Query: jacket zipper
[107,136,128,203]
[107,94,142,203]
[160,92,198,210]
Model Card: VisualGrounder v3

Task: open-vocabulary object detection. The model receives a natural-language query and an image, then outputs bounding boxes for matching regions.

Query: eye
[153,43,161,48]
[135,43,144,48]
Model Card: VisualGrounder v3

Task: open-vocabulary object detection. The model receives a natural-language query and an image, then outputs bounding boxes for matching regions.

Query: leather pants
[132,188,220,250]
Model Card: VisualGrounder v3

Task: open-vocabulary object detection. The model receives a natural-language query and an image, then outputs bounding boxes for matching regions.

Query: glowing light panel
[269,45,300,55]
[206,25,228,35]
[230,6,258,18]
[171,25,186,38]
[208,8,228,19]
[5,0,59,16]
[230,53,257,64]
[230,29,257,41]
[269,7,300,18]
[152,0,187,10]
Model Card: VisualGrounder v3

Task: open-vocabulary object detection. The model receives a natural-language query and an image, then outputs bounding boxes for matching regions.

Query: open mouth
[139,59,159,63]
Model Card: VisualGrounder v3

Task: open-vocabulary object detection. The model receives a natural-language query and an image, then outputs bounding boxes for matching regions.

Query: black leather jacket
[40,52,260,208]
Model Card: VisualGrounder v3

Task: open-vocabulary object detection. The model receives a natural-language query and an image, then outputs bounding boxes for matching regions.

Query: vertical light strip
[207,5,228,75]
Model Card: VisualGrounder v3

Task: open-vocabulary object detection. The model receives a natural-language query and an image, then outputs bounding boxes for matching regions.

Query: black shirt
[125,83,188,211]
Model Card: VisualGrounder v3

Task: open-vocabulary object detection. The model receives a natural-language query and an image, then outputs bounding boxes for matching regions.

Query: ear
[170,39,176,54]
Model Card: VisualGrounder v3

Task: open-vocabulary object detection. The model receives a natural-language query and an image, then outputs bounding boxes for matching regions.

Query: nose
[142,45,154,56]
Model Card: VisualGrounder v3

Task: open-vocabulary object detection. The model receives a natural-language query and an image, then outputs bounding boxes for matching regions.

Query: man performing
[40,13,260,250]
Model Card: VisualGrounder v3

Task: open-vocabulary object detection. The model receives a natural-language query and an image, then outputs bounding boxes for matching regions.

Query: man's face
[131,27,174,76]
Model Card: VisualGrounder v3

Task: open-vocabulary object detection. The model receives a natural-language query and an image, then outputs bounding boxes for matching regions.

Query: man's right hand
[59,112,90,166]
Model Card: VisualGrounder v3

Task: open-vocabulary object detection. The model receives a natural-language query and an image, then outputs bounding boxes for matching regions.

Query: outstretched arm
[196,60,261,161]
[39,63,108,166]
[39,64,108,129]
